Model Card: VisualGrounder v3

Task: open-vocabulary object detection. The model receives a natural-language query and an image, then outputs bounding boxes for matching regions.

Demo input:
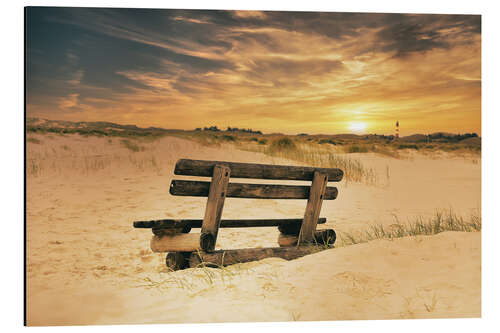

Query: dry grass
[120,139,145,152]
[26,134,164,177]
[27,158,43,177]
[166,133,380,186]
[249,138,379,185]
[136,260,258,294]
[128,155,162,174]
[337,210,481,247]
[27,137,42,144]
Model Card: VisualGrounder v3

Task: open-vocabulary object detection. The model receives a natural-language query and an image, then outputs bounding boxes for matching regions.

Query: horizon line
[26,116,481,138]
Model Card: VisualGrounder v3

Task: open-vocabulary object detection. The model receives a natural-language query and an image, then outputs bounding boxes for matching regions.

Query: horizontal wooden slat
[174,159,343,182]
[170,180,338,200]
[134,217,327,229]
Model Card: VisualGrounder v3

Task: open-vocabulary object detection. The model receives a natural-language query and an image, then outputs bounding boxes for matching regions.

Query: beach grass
[337,210,481,247]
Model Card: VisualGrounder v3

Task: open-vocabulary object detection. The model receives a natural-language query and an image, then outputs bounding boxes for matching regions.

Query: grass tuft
[337,210,480,247]
[258,139,267,145]
[120,139,145,152]
[221,135,236,142]
[27,137,42,144]
[345,145,368,153]
[268,137,297,152]
[260,143,378,185]
[318,139,337,145]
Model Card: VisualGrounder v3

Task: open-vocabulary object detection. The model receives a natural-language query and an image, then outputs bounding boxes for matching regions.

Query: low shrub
[27,137,42,144]
[397,144,419,150]
[318,139,336,145]
[120,139,145,152]
[221,135,236,142]
[269,137,297,151]
[346,145,368,153]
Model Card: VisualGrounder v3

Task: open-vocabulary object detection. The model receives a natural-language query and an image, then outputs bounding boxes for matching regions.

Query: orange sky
[26,9,481,135]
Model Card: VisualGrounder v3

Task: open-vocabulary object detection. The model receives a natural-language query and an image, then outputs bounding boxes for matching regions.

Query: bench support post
[298,171,328,244]
[200,164,231,251]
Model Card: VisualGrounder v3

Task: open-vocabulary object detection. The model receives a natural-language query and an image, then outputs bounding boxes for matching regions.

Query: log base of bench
[278,229,337,247]
[187,246,330,268]
[165,252,191,270]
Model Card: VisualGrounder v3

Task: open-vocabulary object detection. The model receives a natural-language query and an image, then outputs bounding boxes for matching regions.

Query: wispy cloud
[26,8,481,134]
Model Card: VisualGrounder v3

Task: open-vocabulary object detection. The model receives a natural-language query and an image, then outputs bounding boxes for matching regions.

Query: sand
[25,134,481,325]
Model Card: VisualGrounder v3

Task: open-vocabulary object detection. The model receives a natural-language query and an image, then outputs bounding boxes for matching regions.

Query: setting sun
[349,122,367,133]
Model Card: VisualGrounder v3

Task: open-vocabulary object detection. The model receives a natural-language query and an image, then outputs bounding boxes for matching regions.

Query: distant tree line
[366,133,478,142]
[428,132,478,141]
[26,126,166,138]
[194,126,262,134]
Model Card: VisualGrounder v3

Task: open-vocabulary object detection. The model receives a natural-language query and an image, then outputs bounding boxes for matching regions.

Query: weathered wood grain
[200,165,230,252]
[170,180,338,200]
[165,252,190,270]
[174,159,343,182]
[188,246,327,268]
[134,217,327,229]
[150,234,202,252]
[199,232,215,252]
[278,223,302,235]
[278,229,336,247]
[298,171,328,244]
[152,226,191,236]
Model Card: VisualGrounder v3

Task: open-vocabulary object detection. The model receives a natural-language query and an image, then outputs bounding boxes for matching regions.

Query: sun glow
[349,122,367,133]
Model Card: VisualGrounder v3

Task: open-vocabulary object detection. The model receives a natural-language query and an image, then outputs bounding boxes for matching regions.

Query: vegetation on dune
[26,118,481,156]
[27,137,42,144]
[221,134,236,142]
[25,119,480,183]
[252,138,379,185]
[268,137,297,152]
[26,117,172,139]
[397,144,419,150]
[120,139,145,152]
[195,125,262,135]
[318,139,339,145]
[337,210,481,247]
[345,145,369,153]
[27,126,168,139]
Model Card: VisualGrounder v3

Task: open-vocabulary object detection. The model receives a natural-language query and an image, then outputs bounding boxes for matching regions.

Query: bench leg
[298,171,328,244]
[200,164,231,252]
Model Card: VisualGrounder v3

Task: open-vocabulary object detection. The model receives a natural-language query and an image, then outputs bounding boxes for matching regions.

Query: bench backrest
[170,159,342,200]
[168,159,343,250]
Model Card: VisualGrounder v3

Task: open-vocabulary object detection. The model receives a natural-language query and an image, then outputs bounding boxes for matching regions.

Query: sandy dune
[25,134,481,325]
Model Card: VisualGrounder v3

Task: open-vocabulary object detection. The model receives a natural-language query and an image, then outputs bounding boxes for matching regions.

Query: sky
[26,7,481,135]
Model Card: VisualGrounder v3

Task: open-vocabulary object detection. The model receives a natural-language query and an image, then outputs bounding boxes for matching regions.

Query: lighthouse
[395,120,399,138]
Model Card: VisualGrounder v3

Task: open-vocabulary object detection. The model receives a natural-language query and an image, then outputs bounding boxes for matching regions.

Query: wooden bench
[133,159,343,270]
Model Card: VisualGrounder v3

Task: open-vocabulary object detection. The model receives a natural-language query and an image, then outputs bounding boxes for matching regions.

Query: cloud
[26,8,481,134]
[232,11,267,20]
[58,93,80,109]
[172,16,211,24]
